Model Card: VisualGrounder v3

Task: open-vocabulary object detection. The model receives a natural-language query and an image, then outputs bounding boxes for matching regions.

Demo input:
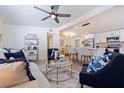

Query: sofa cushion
[10,62,51,88]
[0,61,30,87]
[11,80,42,88]
[86,53,112,73]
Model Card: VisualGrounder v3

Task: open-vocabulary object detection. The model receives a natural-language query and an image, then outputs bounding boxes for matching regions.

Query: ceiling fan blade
[54,17,59,23]
[52,5,60,13]
[34,6,51,14]
[41,15,51,21]
[57,13,71,17]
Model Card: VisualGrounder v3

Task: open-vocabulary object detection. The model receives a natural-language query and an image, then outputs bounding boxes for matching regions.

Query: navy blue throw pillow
[4,50,25,60]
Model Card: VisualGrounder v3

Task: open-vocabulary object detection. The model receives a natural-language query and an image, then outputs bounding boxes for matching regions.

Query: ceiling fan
[34,5,71,23]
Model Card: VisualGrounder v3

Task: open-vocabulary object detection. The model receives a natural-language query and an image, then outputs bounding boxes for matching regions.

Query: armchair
[47,48,59,64]
[79,52,124,88]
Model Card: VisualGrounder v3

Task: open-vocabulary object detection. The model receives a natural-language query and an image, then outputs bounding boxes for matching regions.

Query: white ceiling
[0,5,100,28]
[61,6,124,37]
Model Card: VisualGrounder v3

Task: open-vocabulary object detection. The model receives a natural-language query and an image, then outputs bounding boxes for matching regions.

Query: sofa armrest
[29,63,51,88]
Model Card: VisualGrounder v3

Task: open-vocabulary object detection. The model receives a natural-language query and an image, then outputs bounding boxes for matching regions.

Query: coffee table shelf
[46,60,72,84]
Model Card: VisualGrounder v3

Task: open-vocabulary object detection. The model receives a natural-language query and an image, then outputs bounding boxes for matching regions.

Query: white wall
[2,24,60,60]
[0,19,3,33]
[62,36,83,48]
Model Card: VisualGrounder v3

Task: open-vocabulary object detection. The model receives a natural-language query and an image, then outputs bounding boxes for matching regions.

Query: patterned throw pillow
[0,48,11,59]
[86,53,112,73]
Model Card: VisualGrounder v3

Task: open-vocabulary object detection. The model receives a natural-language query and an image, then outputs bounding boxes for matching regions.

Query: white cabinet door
[119,29,124,41]
[95,32,106,43]
[94,34,100,43]
[100,32,106,42]
[106,30,120,37]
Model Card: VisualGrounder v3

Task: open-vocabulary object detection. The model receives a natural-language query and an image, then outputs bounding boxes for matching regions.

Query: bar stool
[68,48,78,61]
[80,49,92,64]
[91,48,105,58]
[77,48,85,64]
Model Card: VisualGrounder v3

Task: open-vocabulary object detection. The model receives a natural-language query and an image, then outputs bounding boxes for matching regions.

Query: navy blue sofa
[79,52,124,88]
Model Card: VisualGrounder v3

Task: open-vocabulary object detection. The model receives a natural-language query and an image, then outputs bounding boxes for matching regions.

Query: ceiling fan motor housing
[51,5,55,10]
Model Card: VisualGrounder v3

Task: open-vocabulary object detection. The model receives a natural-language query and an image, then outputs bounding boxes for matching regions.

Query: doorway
[47,32,54,49]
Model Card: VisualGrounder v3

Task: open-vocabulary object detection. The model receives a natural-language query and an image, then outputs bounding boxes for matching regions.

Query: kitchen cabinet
[95,30,121,43]
[119,29,124,41]
[95,32,106,43]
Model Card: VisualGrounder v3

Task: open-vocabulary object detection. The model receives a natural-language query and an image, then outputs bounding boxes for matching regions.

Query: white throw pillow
[0,61,29,88]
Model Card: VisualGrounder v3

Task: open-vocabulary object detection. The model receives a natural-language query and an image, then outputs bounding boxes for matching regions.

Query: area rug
[39,65,80,88]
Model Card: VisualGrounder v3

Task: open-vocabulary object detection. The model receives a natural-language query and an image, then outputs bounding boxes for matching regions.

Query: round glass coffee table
[46,59,72,84]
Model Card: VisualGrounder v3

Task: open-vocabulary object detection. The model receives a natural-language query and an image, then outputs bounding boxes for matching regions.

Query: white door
[48,36,53,48]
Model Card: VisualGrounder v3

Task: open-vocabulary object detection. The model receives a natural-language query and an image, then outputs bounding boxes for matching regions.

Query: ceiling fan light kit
[51,14,56,19]
[34,5,71,24]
